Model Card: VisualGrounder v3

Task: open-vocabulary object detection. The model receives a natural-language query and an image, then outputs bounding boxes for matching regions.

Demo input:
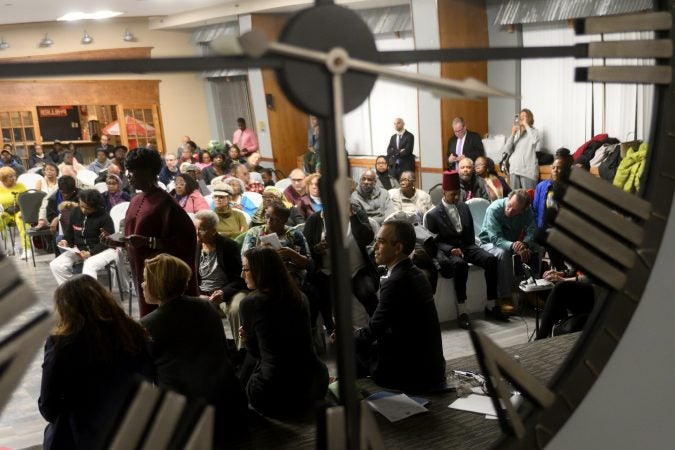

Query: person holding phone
[500,108,540,190]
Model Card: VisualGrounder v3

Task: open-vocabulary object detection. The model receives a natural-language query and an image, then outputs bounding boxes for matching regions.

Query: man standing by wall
[232,118,259,157]
[386,118,415,180]
[446,117,485,170]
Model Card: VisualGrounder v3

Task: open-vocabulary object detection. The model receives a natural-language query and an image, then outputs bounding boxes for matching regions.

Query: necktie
[457,137,463,157]
[397,134,401,149]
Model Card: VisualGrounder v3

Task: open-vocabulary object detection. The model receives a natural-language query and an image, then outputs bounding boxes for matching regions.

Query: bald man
[386,118,415,180]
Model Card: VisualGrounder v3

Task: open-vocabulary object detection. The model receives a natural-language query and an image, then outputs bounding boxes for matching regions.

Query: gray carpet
[231,333,579,449]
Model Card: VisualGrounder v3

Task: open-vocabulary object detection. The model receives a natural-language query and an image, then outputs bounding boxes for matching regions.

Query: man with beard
[458,158,489,202]
[425,171,503,329]
[350,169,395,225]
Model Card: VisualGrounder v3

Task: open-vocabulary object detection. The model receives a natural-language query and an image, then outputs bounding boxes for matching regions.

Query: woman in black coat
[239,247,329,417]
[140,253,248,448]
[39,275,153,450]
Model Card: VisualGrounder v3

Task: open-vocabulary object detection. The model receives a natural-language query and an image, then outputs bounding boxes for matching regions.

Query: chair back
[465,198,491,236]
[109,202,130,233]
[274,178,292,192]
[94,182,108,193]
[17,173,44,191]
[428,183,443,206]
[249,172,264,184]
[17,190,47,224]
[76,169,98,188]
[157,181,168,191]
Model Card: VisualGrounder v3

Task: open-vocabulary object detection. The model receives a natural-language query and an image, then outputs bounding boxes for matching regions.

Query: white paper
[57,245,81,254]
[448,393,521,416]
[367,393,428,422]
[260,233,281,249]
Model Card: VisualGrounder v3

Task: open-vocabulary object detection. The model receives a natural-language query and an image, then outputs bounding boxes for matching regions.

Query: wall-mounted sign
[37,105,81,141]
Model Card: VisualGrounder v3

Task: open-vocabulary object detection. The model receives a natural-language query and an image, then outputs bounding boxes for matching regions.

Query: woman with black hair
[238,246,328,417]
[49,189,118,285]
[475,156,511,201]
[374,155,399,190]
[39,275,153,450]
[202,151,229,185]
[171,173,209,213]
[101,148,198,317]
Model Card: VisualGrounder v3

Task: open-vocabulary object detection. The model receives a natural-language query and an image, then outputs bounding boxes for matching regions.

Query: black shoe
[485,306,509,322]
[458,313,471,330]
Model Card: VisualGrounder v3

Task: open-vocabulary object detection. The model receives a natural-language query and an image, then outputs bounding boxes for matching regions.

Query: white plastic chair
[17,173,44,191]
[76,169,98,188]
[203,194,214,209]
[275,178,292,192]
[109,202,130,233]
[166,181,175,192]
[157,181,168,191]
[242,191,263,208]
[94,182,108,193]
[249,172,264,184]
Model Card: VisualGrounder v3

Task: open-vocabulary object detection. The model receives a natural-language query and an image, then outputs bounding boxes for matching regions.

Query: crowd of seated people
[30,111,616,448]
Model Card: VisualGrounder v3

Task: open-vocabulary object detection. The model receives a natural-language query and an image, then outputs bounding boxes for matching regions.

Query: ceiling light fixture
[81,31,93,45]
[0,37,9,50]
[123,29,137,42]
[58,10,122,21]
[39,34,53,48]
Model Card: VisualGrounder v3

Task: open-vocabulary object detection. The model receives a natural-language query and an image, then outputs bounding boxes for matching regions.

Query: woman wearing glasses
[238,246,328,417]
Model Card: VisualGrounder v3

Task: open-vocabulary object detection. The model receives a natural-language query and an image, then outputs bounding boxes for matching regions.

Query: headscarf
[106,174,125,208]
[251,186,292,224]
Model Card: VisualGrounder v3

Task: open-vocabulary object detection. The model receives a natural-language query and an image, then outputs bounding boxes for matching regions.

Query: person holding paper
[241,201,311,288]
[49,189,120,286]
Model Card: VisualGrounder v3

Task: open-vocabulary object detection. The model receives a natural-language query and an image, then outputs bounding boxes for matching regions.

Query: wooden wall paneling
[251,13,310,176]
[0,47,153,63]
[0,80,160,109]
[438,0,489,164]
[151,105,165,153]
[116,104,129,147]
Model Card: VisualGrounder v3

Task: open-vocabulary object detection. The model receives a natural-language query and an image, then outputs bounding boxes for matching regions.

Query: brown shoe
[499,298,516,315]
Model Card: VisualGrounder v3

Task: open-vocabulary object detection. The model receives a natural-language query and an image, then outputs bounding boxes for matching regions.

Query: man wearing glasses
[446,116,485,170]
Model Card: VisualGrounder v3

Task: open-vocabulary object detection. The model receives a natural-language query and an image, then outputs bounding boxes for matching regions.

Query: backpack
[598,145,622,182]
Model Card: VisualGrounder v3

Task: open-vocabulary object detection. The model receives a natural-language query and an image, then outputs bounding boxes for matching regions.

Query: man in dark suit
[425,171,504,329]
[354,219,446,393]
[387,118,415,180]
[446,117,485,169]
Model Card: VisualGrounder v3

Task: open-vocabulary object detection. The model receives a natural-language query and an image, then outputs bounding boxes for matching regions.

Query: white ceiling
[0,0,407,29]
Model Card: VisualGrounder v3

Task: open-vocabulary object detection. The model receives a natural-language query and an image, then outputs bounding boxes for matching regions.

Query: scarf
[376,171,393,190]
[107,174,125,207]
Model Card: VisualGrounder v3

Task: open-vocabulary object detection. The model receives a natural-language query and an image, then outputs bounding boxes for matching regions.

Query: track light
[123,29,137,42]
[0,37,8,50]
[39,34,53,48]
[81,31,93,45]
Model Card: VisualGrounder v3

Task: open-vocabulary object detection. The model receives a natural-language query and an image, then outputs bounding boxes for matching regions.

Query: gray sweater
[501,124,540,182]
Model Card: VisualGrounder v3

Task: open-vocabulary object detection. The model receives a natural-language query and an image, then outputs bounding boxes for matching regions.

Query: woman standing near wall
[500,108,540,190]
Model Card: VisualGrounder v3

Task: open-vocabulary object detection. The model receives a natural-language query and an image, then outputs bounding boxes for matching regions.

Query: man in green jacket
[479,189,539,308]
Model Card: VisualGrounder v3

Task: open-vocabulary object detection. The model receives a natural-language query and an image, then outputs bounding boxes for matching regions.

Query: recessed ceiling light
[58,10,123,21]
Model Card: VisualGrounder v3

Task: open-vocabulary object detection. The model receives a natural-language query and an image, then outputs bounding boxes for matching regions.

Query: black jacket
[387,130,415,174]
[446,130,485,168]
[354,258,446,392]
[195,233,247,301]
[425,202,475,252]
[63,207,114,255]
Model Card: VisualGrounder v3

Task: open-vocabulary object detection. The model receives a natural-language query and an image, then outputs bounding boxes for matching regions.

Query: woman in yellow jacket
[0,167,29,257]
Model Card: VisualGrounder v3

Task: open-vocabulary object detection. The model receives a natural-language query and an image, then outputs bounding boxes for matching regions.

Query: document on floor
[448,393,521,417]
[366,392,429,422]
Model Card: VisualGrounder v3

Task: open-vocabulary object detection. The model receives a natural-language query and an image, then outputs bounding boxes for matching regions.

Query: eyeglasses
[399,177,415,183]
[106,181,118,185]
[213,195,228,199]
[291,178,304,182]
